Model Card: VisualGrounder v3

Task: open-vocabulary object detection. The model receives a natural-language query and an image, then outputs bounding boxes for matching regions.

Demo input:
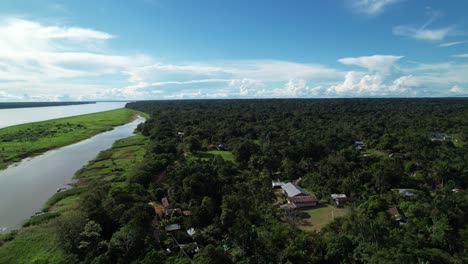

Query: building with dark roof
[288,195,318,208]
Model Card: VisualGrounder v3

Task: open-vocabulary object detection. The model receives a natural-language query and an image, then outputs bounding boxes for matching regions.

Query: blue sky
[0,0,467,101]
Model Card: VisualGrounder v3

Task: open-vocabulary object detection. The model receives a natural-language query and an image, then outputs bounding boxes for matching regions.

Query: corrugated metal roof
[281,182,308,197]
[288,195,318,203]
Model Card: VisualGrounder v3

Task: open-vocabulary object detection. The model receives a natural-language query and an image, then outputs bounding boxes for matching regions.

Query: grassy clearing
[191,150,235,162]
[0,108,140,170]
[0,224,67,264]
[364,149,387,157]
[298,204,350,232]
[76,134,148,181]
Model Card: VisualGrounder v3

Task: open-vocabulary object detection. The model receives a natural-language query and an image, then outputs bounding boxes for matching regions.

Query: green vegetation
[299,205,350,232]
[75,134,148,181]
[191,150,235,161]
[0,224,67,264]
[0,133,149,264]
[0,108,141,170]
[1,99,467,263]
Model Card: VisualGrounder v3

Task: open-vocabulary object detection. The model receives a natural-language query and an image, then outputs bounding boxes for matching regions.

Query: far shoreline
[0,101,96,109]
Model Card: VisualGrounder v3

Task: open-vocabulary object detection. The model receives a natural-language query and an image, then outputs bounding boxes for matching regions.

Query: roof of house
[281,182,308,197]
[393,188,417,196]
[288,195,318,203]
[331,194,347,199]
[161,197,169,208]
[182,210,193,216]
[272,181,286,187]
[334,197,355,203]
[165,223,181,232]
[388,207,401,216]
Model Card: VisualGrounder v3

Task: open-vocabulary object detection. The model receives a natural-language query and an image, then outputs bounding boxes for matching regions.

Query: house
[165,223,181,232]
[287,195,318,208]
[272,180,286,189]
[281,182,308,198]
[432,133,451,141]
[334,197,355,207]
[388,207,405,224]
[331,194,354,207]
[161,197,170,208]
[355,141,366,151]
[182,210,193,216]
[331,193,347,199]
[217,144,227,151]
[392,188,417,197]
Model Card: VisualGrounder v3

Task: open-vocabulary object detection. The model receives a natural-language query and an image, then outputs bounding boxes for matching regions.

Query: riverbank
[0,108,147,170]
[0,133,149,263]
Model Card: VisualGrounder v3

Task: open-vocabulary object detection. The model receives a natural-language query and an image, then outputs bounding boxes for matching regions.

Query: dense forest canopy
[34,99,467,263]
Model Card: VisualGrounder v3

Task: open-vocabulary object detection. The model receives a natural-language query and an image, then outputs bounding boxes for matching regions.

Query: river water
[0,102,127,129]
[0,116,145,233]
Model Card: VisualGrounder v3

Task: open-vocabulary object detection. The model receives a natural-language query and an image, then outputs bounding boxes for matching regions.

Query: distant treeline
[0,102,96,109]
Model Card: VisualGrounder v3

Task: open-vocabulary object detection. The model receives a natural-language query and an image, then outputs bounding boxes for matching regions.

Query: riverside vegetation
[0,108,143,170]
[0,99,467,264]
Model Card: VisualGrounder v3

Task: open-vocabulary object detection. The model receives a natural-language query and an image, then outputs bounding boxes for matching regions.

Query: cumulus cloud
[327,72,416,96]
[453,54,468,58]
[269,79,323,98]
[338,55,403,73]
[351,0,399,15]
[449,85,465,94]
[0,18,151,100]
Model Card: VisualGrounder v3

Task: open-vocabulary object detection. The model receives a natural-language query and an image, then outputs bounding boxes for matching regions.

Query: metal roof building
[281,182,308,197]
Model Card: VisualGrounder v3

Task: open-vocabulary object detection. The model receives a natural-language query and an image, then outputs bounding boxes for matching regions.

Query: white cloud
[439,41,467,47]
[393,25,455,41]
[449,85,464,93]
[327,72,415,96]
[338,55,403,73]
[270,79,322,98]
[0,18,153,100]
[228,79,264,96]
[453,54,468,58]
[352,0,399,15]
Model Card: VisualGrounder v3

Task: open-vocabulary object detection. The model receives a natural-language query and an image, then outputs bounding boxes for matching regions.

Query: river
[0,102,127,129]
[0,116,145,233]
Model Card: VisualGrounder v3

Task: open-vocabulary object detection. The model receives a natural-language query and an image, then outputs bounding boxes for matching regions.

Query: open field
[297,204,350,232]
[0,223,67,264]
[75,134,148,181]
[191,150,235,162]
[0,108,143,170]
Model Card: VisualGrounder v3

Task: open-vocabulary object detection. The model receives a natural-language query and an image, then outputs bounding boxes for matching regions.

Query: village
[148,134,463,257]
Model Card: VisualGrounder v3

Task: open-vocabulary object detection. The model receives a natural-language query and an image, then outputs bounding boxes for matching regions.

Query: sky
[0,0,467,101]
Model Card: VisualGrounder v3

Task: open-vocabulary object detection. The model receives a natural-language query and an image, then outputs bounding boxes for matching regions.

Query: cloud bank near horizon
[0,17,467,101]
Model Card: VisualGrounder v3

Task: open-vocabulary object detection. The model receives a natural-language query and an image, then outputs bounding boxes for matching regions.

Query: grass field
[297,204,350,232]
[0,108,142,170]
[75,134,148,181]
[0,223,67,264]
[191,150,235,162]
